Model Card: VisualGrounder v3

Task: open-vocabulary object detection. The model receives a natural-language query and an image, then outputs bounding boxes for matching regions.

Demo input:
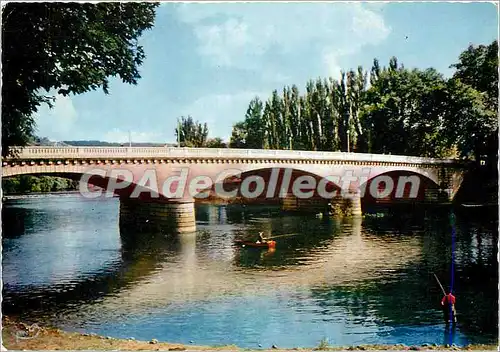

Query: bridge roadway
[3,146,467,233]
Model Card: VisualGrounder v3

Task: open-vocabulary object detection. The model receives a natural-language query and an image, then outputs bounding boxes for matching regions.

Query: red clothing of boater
[441,292,457,324]
[441,293,456,306]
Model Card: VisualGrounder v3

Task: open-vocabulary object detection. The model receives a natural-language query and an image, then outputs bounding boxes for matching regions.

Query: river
[2,195,498,348]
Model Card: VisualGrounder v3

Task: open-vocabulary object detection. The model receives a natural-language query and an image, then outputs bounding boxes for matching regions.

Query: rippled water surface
[2,196,498,348]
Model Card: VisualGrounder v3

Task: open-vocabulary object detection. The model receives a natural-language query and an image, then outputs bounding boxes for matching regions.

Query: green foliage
[2,177,21,194]
[205,137,227,148]
[2,175,79,194]
[451,40,498,112]
[316,338,330,350]
[229,41,498,161]
[361,63,452,157]
[2,2,159,157]
[229,121,247,148]
[449,40,499,164]
[244,97,265,148]
[175,115,209,147]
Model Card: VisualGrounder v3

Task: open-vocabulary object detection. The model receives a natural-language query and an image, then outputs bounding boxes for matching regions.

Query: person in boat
[256,232,267,244]
[441,291,457,324]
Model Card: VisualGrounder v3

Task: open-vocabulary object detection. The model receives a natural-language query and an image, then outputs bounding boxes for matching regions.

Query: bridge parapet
[6,146,465,166]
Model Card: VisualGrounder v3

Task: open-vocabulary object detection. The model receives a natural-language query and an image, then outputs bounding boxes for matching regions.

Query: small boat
[234,240,276,248]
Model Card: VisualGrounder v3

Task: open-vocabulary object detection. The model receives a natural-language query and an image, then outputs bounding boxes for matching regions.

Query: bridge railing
[6,146,462,165]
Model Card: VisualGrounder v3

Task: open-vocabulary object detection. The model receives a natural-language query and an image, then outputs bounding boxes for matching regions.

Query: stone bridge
[3,146,467,233]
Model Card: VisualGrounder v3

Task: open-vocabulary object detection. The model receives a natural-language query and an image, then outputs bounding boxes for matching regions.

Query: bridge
[3,146,467,233]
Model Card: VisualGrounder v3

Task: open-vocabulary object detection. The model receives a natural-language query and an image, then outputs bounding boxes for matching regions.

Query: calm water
[2,196,498,348]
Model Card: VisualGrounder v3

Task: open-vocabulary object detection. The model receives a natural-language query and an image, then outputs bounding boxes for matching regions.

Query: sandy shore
[1,317,496,351]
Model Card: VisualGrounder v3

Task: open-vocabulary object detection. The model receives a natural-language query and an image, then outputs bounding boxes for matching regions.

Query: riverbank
[2,190,82,200]
[1,317,496,351]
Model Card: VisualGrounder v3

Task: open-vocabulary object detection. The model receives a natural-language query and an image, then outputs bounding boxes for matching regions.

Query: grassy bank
[1,316,231,351]
[1,317,496,351]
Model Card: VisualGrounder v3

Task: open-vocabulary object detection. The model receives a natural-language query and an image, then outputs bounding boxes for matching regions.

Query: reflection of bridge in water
[5,203,424,323]
[67,214,426,322]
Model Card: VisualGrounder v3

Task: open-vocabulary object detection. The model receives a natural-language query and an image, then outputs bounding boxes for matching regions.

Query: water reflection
[2,197,185,321]
[1,197,497,347]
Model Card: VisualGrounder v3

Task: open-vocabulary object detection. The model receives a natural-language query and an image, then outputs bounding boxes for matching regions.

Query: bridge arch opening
[2,171,163,201]
[359,170,447,212]
[3,170,197,235]
[193,167,342,205]
[2,172,80,195]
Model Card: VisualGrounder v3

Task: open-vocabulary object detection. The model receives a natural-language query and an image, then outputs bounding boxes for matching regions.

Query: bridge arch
[359,170,447,208]
[2,170,165,201]
[196,166,343,204]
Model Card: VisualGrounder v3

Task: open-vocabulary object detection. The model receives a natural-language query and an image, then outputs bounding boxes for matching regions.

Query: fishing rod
[266,233,299,239]
[433,272,447,296]
[236,232,299,241]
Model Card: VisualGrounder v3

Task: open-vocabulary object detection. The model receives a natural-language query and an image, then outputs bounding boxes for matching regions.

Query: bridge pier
[119,198,196,234]
[328,191,362,217]
[282,193,328,214]
[282,191,362,217]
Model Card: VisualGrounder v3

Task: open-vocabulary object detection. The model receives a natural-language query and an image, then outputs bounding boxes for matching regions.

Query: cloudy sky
[35,2,497,144]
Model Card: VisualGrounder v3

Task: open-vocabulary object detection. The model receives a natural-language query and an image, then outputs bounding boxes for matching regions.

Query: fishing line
[432,211,458,342]
[450,212,456,296]
[448,211,457,346]
[267,233,299,239]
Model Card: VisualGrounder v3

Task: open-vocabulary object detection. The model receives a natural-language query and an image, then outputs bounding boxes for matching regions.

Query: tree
[32,136,51,146]
[359,59,454,157]
[175,116,209,147]
[2,175,78,194]
[449,40,498,163]
[244,97,265,149]
[288,85,302,149]
[2,2,159,156]
[336,73,350,152]
[227,97,266,149]
[229,122,247,148]
[206,137,227,148]
[451,40,498,112]
[347,66,367,151]
[228,40,497,161]
[282,87,293,150]
[442,79,497,161]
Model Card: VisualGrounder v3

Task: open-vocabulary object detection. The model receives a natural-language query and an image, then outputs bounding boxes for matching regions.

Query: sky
[35,1,498,144]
